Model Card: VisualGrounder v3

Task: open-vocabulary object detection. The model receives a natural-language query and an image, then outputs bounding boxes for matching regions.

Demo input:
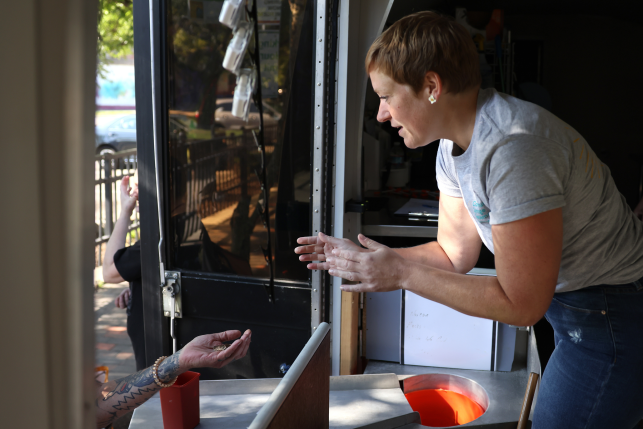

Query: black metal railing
[94,126,278,267]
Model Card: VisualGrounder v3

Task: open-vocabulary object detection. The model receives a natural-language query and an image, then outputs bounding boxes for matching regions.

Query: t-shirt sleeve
[435,139,462,198]
[113,241,142,282]
[487,136,570,225]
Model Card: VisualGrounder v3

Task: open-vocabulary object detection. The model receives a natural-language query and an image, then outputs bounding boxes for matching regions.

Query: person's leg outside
[126,283,147,371]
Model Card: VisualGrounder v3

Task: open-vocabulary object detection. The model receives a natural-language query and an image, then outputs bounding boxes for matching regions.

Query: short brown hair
[365,11,480,94]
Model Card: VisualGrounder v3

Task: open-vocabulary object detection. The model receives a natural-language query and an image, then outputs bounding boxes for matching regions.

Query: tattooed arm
[95,329,252,429]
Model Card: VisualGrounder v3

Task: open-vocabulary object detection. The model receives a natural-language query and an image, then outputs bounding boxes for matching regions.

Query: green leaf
[97,0,134,77]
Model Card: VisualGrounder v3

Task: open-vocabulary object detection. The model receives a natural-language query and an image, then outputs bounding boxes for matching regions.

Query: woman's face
[370,70,437,149]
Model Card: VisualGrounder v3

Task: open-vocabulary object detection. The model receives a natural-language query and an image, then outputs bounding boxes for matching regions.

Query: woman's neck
[442,86,480,153]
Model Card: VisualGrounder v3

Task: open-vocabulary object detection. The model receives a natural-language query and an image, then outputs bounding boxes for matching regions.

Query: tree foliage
[97,0,134,77]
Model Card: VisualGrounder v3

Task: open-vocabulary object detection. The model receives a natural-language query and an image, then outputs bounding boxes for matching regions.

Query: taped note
[403,291,494,371]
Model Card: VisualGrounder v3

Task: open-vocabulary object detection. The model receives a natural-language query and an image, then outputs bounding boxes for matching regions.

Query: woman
[102,174,146,371]
[296,11,643,428]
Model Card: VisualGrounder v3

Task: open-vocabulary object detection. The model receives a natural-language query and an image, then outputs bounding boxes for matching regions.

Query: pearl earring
[429,95,437,104]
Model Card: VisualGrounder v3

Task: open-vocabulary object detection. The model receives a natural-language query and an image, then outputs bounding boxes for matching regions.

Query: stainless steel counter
[128,374,414,429]
[365,362,527,428]
[129,323,540,428]
[363,326,541,429]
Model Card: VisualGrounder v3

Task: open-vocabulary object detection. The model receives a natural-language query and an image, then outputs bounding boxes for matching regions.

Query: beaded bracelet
[152,356,177,388]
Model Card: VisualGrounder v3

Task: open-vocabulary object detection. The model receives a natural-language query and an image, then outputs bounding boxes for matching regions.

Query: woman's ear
[424,71,443,102]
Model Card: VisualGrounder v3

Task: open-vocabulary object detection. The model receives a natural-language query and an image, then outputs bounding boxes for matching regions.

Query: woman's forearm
[402,262,541,326]
[103,208,134,267]
[393,241,458,272]
[96,352,183,428]
[102,207,136,282]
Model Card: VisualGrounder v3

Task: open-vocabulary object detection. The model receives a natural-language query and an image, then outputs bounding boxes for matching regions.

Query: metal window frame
[134,0,171,365]
[311,0,329,333]
[332,0,394,375]
[137,0,344,367]
[312,0,341,343]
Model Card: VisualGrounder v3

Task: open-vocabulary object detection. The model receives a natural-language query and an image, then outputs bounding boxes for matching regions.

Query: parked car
[95,114,137,155]
[213,98,281,131]
[95,113,188,155]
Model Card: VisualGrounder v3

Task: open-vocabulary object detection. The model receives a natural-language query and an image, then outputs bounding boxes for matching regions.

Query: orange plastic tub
[405,388,485,427]
[403,373,489,427]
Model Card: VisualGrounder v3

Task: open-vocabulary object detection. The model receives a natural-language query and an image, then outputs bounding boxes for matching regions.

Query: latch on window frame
[162,271,182,319]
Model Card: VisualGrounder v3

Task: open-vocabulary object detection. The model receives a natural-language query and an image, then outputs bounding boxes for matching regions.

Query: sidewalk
[95,282,137,381]
[94,270,137,428]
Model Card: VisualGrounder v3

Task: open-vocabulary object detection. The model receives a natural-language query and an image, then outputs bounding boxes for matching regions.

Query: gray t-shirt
[436,88,643,292]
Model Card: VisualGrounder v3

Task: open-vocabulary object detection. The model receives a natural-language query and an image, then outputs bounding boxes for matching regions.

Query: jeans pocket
[548,296,613,355]
[551,296,605,315]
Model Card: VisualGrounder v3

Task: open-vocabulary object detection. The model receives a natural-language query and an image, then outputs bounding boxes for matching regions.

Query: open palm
[178,329,251,371]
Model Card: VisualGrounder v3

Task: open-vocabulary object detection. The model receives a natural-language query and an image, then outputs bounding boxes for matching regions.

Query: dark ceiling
[387,0,643,27]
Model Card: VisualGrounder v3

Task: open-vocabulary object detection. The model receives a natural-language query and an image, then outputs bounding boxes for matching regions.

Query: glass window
[165,0,313,282]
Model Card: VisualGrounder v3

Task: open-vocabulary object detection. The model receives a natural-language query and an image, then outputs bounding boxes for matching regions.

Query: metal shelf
[362,224,438,238]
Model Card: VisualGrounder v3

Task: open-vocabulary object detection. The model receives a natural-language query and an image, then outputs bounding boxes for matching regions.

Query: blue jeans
[532,279,643,429]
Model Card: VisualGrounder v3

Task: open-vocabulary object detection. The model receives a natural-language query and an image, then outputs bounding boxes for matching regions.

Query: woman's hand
[178,329,251,372]
[323,233,408,293]
[295,233,338,270]
[120,175,138,216]
[114,288,130,309]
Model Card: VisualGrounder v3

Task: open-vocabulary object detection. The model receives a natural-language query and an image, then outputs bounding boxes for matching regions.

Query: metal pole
[149,0,173,352]
[149,0,165,282]
[310,0,329,332]
[105,158,114,235]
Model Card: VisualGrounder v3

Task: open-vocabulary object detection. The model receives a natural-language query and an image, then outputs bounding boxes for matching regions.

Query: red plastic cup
[159,371,200,429]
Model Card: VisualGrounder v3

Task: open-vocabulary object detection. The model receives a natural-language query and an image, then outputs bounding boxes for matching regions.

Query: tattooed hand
[95,329,252,429]
[178,329,252,371]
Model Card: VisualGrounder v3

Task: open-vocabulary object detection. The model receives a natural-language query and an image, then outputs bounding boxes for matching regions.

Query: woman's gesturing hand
[294,233,339,270]
[120,175,139,215]
[323,233,408,293]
